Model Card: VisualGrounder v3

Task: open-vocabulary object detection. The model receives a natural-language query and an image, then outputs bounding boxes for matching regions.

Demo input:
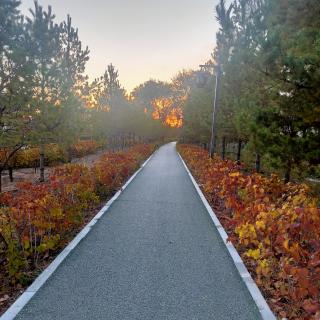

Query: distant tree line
[0,0,181,191]
[3,0,317,187]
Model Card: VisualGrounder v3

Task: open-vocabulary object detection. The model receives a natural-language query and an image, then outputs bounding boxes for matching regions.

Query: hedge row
[0,144,154,297]
[178,144,320,320]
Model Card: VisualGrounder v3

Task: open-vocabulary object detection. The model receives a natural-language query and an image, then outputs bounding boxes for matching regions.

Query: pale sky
[20,0,219,93]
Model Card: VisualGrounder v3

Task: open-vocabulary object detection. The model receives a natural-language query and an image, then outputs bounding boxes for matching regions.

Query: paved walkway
[16,143,261,320]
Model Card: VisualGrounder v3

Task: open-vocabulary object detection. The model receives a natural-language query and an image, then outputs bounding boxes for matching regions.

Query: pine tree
[253,0,320,181]
[0,0,34,191]
[25,2,89,181]
[212,0,320,180]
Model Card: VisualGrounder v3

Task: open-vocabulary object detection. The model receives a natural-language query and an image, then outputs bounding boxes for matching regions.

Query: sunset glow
[152,97,183,128]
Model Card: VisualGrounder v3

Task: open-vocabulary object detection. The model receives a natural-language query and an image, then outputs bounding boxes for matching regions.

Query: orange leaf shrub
[0,144,154,286]
[178,144,320,320]
[68,140,100,158]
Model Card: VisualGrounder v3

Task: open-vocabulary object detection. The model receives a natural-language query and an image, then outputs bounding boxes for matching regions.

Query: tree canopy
[180,0,320,181]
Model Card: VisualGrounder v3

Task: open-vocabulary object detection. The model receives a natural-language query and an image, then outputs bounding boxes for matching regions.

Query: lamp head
[196,68,210,88]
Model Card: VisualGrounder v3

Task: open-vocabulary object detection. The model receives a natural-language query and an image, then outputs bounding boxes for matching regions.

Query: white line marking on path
[1,152,155,320]
[177,151,276,320]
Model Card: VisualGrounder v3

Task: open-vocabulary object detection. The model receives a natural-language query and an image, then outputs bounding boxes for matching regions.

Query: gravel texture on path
[15,142,262,320]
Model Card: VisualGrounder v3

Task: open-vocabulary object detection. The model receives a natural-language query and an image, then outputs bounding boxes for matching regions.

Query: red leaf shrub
[68,140,100,158]
[0,144,154,287]
[178,144,320,320]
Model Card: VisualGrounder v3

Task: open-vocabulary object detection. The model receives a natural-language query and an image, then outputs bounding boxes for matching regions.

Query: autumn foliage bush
[0,144,154,291]
[178,144,320,320]
[13,144,68,168]
[68,140,100,158]
[2,140,100,170]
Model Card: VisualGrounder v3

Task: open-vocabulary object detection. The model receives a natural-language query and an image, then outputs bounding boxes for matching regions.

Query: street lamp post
[196,56,222,158]
[209,58,221,158]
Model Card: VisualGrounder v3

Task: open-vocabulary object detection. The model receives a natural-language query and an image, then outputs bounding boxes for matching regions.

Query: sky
[20,0,219,93]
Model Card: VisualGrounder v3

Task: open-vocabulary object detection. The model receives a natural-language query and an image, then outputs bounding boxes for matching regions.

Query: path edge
[177,151,276,320]
[1,149,156,320]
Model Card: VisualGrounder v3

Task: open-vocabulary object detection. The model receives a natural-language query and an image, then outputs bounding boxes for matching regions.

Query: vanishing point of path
[15,143,262,320]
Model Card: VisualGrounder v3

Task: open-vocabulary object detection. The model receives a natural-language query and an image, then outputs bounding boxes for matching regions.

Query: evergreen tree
[212,0,320,180]
[0,0,34,191]
[25,2,89,180]
[253,0,320,180]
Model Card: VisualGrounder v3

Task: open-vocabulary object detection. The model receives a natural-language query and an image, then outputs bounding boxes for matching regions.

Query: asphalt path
[15,142,262,320]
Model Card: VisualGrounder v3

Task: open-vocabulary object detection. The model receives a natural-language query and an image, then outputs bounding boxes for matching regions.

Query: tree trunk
[221,136,226,160]
[284,164,291,183]
[39,143,45,182]
[236,140,242,164]
[255,154,261,172]
[0,169,2,193]
[9,167,13,182]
